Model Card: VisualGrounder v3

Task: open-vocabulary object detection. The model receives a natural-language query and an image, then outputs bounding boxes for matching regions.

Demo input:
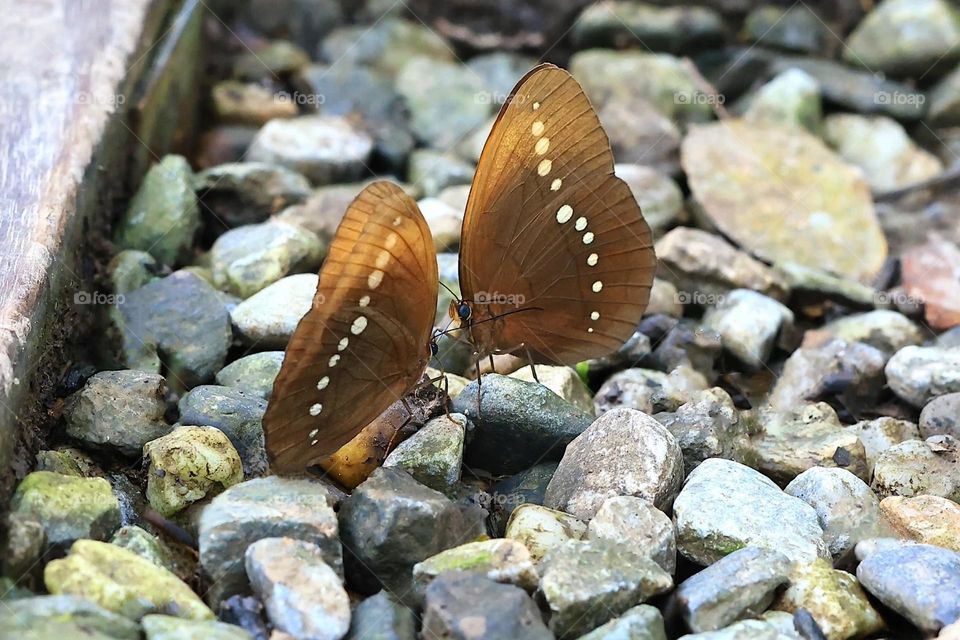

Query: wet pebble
[504,504,587,562]
[142,615,253,640]
[383,413,466,493]
[10,472,120,547]
[674,546,791,633]
[144,425,244,516]
[806,309,924,355]
[880,494,960,552]
[0,595,140,640]
[210,220,324,298]
[197,476,340,606]
[110,525,176,572]
[230,273,317,349]
[545,408,684,519]
[872,436,960,501]
[702,289,794,369]
[540,539,673,638]
[674,458,830,564]
[114,270,232,389]
[784,467,884,560]
[345,591,415,640]
[109,250,163,295]
[421,571,552,640]
[844,416,920,476]
[453,374,594,475]
[743,68,821,132]
[412,538,538,602]
[338,468,485,599]
[588,496,677,574]
[247,115,373,184]
[509,364,595,414]
[885,345,960,407]
[178,385,267,476]
[215,351,285,400]
[245,537,350,640]
[595,367,705,415]
[408,149,474,198]
[856,543,960,633]
[487,463,557,536]
[614,163,685,238]
[577,604,667,640]
[655,387,754,472]
[63,370,171,457]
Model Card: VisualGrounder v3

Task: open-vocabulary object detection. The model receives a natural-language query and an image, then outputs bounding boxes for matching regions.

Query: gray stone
[650,322,722,379]
[246,537,349,640]
[811,309,924,354]
[776,261,877,308]
[467,52,538,105]
[614,164,684,238]
[872,436,960,501]
[677,614,799,639]
[396,57,493,149]
[929,64,960,127]
[844,416,920,476]
[572,1,725,53]
[921,392,960,439]
[767,339,887,418]
[35,446,101,477]
[109,250,163,295]
[784,467,884,560]
[580,331,654,386]
[702,290,793,369]
[771,56,927,121]
[0,595,140,640]
[244,0,342,51]
[845,0,960,77]
[3,513,45,586]
[10,472,120,547]
[577,605,667,640]
[857,543,960,633]
[408,149,474,198]
[509,364,595,414]
[114,155,199,266]
[743,69,821,132]
[412,538,538,602]
[505,504,587,563]
[247,116,372,184]
[142,615,253,640]
[743,5,831,53]
[823,114,943,192]
[233,40,310,81]
[421,572,552,640]
[195,162,310,228]
[570,50,714,125]
[110,525,176,573]
[215,351,284,400]
[320,18,453,78]
[540,540,673,639]
[338,468,485,599]
[418,196,462,252]
[887,346,960,406]
[178,385,267,476]
[656,388,754,472]
[144,426,244,516]
[230,273,316,349]
[588,496,676,574]
[751,403,870,485]
[772,559,885,640]
[675,547,792,633]
[674,459,830,565]
[595,95,682,175]
[113,271,232,389]
[197,477,340,606]
[488,463,558,536]
[294,63,414,169]
[275,181,368,244]
[63,370,170,457]
[383,413,465,493]
[595,367,706,416]
[210,221,324,298]
[545,408,684,520]
[345,591,415,640]
[655,227,789,302]
[453,374,594,475]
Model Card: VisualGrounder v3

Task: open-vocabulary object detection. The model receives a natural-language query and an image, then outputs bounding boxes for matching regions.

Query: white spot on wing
[338,337,349,351]
[550,178,562,191]
[309,428,318,437]
[329,354,340,367]
[587,253,598,266]
[533,101,541,110]
[368,270,384,289]
[351,316,368,335]
[309,403,323,416]
[359,295,370,307]
[532,121,545,136]
[592,280,603,292]
[375,250,391,269]
[574,216,587,231]
[582,232,595,244]
[535,137,550,155]
[537,159,552,176]
[385,233,399,249]
[590,311,600,320]
[317,376,329,390]
[556,205,573,224]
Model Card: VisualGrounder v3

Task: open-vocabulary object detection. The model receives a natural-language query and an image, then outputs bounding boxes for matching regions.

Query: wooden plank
[0,0,202,505]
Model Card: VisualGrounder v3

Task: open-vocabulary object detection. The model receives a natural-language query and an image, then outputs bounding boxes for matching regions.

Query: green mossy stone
[11,471,121,546]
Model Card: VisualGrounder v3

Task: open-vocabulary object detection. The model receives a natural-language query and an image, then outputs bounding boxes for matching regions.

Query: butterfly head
[447,299,473,328]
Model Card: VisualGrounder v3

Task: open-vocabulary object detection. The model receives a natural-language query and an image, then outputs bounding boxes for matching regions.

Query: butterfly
[263,63,656,473]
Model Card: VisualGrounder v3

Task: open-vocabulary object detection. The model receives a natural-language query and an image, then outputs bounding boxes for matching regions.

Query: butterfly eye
[457,303,472,321]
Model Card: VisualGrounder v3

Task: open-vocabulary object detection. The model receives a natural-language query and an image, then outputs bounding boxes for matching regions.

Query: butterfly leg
[523,344,540,383]
[488,354,496,375]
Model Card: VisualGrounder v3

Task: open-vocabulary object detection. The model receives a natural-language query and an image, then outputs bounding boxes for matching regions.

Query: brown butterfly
[264,63,655,473]
[263,181,439,471]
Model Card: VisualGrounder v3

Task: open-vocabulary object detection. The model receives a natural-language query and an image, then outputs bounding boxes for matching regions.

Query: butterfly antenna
[433,306,544,338]
[439,281,461,302]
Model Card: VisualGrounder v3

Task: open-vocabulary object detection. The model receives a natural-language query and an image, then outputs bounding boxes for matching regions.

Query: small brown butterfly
[264,64,655,473]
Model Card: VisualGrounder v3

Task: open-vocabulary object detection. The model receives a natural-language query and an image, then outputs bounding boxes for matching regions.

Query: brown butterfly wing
[459,64,656,365]
[264,181,439,472]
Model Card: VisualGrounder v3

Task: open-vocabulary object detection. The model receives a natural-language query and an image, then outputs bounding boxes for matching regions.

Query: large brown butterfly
[264,64,655,473]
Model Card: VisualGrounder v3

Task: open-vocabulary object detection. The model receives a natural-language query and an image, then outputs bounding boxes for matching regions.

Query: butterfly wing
[264,181,439,472]
[459,63,656,365]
